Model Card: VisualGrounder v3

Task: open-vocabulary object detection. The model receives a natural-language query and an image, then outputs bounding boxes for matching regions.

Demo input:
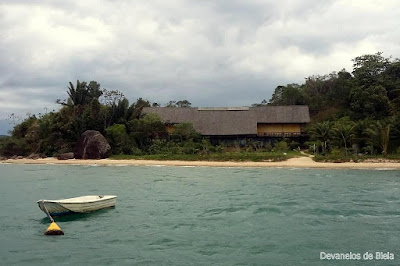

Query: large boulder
[73,130,111,159]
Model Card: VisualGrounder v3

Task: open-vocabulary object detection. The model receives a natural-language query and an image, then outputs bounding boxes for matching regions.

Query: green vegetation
[3,51,400,162]
[111,151,301,162]
[0,79,296,161]
[262,52,400,161]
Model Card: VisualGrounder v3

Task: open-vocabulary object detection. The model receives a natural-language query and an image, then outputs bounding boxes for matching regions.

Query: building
[142,105,310,143]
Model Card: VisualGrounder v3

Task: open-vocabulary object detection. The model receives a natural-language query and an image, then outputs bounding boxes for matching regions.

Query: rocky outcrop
[57,152,74,160]
[73,130,111,159]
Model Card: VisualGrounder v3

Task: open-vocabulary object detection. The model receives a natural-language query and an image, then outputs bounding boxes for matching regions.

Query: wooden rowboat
[37,195,117,216]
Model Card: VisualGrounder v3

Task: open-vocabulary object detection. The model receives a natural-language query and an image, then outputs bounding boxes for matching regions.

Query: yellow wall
[166,125,175,134]
[257,123,301,134]
[282,124,301,133]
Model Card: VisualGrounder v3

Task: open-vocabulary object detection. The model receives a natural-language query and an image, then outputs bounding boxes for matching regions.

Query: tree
[332,119,355,156]
[173,123,200,142]
[106,124,129,154]
[326,69,353,106]
[100,89,125,128]
[366,120,392,156]
[166,100,191,108]
[166,101,177,107]
[268,84,305,106]
[87,81,103,100]
[126,113,166,150]
[308,121,333,153]
[132,98,151,119]
[352,52,390,87]
[67,80,89,106]
[176,100,191,107]
[349,85,391,120]
[353,119,374,153]
[382,60,400,111]
[134,98,151,109]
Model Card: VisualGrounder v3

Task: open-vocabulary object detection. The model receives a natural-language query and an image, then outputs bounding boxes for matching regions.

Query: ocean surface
[0,164,400,265]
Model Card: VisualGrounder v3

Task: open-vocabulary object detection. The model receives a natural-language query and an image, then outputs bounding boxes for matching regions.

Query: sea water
[0,164,399,265]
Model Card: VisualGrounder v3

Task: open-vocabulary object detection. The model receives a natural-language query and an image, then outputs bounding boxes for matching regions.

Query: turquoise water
[0,164,400,265]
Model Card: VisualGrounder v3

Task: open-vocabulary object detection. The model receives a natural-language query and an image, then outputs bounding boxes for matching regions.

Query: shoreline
[2,157,400,169]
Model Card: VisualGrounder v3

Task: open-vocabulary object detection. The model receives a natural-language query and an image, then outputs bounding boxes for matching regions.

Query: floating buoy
[44,222,64,235]
[41,200,64,235]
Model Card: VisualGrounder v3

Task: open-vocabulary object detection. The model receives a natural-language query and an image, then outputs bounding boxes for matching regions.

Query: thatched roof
[142,105,310,136]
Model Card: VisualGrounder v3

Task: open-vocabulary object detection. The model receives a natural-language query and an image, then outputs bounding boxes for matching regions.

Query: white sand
[2,156,400,169]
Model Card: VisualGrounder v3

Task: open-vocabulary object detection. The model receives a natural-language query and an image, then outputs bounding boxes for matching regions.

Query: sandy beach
[2,156,400,169]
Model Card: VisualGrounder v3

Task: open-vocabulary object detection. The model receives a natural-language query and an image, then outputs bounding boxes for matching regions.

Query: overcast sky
[1,0,400,134]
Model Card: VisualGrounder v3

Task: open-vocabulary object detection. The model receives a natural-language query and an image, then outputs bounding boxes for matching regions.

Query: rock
[16,156,24,159]
[26,153,40,160]
[57,152,74,160]
[73,130,111,159]
[0,156,8,161]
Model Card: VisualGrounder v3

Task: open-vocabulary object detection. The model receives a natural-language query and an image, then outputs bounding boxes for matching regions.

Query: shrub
[289,141,300,150]
[264,142,273,152]
[274,140,288,152]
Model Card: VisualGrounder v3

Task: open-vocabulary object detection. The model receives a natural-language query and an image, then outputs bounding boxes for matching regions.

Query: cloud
[1,0,400,120]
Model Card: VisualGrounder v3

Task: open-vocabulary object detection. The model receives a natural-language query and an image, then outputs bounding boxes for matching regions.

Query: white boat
[37,195,117,216]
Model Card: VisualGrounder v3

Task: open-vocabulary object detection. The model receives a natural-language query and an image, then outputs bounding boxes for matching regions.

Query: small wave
[149,238,177,247]
[201,206,246,216]
[172,223,195,230]
[253,207,281,214]
[309,209,342,216]
[383,211,400,216]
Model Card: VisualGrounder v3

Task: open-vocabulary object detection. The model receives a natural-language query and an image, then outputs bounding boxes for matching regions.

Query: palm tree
[353,119,373,153]
[67,80,89,106]
[367,120,392,156]
[333,120,355,156]
[309,121,333,153]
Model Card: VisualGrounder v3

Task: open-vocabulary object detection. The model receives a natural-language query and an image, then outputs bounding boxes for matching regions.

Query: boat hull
[37,195,117,216]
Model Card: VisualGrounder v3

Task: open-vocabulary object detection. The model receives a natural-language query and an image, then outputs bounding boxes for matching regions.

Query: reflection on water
[39,207,116,224]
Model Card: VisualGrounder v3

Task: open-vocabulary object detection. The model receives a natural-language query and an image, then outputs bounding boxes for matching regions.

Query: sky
[1,0,400,134]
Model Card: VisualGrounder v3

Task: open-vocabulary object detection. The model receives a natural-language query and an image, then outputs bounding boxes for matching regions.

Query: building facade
[142,105,310,143]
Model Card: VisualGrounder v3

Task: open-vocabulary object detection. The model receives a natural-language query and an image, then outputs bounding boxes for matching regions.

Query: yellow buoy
[44,222,64,235]
[41,200,64,235]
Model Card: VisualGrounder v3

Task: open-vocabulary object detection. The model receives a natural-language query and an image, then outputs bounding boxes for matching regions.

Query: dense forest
[1,52,400,159]
[256,52,400,157]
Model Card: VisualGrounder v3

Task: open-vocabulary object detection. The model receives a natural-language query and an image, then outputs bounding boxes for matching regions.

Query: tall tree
[352,52,390,87]
[349,85,391,119]
[268,84,304,106]
[67,80,89,106]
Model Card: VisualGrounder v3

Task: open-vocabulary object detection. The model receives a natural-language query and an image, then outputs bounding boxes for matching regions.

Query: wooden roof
[142,105,310,136]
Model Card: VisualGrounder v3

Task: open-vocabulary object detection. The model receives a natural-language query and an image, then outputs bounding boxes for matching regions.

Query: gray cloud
[1,0,400,123]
